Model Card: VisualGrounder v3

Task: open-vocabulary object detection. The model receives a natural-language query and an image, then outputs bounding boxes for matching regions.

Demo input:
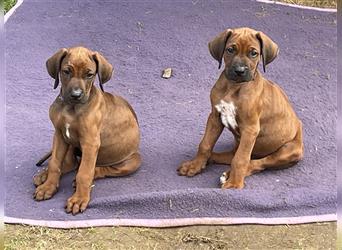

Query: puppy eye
[62,69,71,75]
[250,50,258,58]
[86,73,95,79]
[226,47,234,54]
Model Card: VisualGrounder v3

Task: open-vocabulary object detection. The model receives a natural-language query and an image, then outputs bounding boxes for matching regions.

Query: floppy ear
[256,32,279,72]
[46,48,68,89]
[92,52,113,92]
[208,29,233,69]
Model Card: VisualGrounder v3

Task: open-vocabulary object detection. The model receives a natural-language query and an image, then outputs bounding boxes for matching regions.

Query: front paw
[33,168,48,187]
[34,182,58,201]
[65,192,90,215]
[177,159,205,176]
[221,178,244,189]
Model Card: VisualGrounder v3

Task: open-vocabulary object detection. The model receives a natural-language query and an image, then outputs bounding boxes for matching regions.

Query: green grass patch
[277,0,336,8]
[4,0,17,14]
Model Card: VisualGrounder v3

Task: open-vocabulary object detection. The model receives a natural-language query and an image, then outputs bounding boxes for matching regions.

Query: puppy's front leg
[222,122,260,189]
[34,131,68,200]
[178,111,224,176]
[65,137,100,215]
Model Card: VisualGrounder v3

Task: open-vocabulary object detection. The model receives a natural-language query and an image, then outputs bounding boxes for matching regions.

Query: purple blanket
[5,0,336,228]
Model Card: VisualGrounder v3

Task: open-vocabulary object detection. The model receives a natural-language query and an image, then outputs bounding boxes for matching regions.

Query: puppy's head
[46,47,113,104]
[208,27,279,83]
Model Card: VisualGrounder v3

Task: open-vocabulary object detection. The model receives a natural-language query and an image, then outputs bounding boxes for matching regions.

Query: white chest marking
[65,123,71,139]
[215,100,237,129]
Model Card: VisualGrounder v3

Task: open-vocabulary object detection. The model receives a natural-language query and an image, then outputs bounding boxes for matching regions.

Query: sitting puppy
[178,27,303,189]
[33,47,141,214]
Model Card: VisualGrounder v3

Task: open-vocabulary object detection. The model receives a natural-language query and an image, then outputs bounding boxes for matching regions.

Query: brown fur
[177,27,303,189]
[33,47,141,214]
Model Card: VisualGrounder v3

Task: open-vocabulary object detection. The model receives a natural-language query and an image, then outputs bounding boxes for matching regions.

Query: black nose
[70,88,83,99]
[234,66,247,76]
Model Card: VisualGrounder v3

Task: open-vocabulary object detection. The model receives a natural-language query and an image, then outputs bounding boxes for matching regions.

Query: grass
[276,0,336,8]
[3,0,16,14]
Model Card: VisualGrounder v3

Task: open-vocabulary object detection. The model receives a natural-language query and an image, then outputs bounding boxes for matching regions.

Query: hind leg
[94,152,141,180]
[208,139,238,165]
[221,124,303,187]
[33,146,78,186]
[209,150,235,165]
[249,124,303,174]
[248,129,303,175]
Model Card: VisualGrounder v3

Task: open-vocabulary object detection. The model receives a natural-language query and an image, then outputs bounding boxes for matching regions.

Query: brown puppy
[177,27,303,189]
[33,47,141,214]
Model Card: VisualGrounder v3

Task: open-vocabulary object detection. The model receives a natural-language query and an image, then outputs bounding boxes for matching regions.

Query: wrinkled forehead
[227,29,260,49]
[62,47,96,69]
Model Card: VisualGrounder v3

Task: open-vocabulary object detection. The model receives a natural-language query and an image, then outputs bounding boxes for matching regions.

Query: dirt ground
[4,222,336,249]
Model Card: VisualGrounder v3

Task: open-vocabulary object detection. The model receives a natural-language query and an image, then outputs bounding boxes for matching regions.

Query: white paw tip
[220,172,228,184]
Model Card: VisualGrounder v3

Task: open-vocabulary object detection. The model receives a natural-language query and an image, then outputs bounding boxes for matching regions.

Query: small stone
[137,21,144,30]
[162,68,172,79]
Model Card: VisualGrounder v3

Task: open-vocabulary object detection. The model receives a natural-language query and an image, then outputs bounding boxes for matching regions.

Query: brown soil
[5,222,336,249]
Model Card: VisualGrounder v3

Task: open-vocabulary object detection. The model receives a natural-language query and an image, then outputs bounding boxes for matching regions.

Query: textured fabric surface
[5,0,336,226]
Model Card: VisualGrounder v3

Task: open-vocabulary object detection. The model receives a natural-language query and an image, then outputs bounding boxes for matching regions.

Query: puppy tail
[36,151,52,167]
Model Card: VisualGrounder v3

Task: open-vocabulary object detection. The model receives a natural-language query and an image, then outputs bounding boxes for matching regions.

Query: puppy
[178,27,303,189]
[33,47,141,214]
